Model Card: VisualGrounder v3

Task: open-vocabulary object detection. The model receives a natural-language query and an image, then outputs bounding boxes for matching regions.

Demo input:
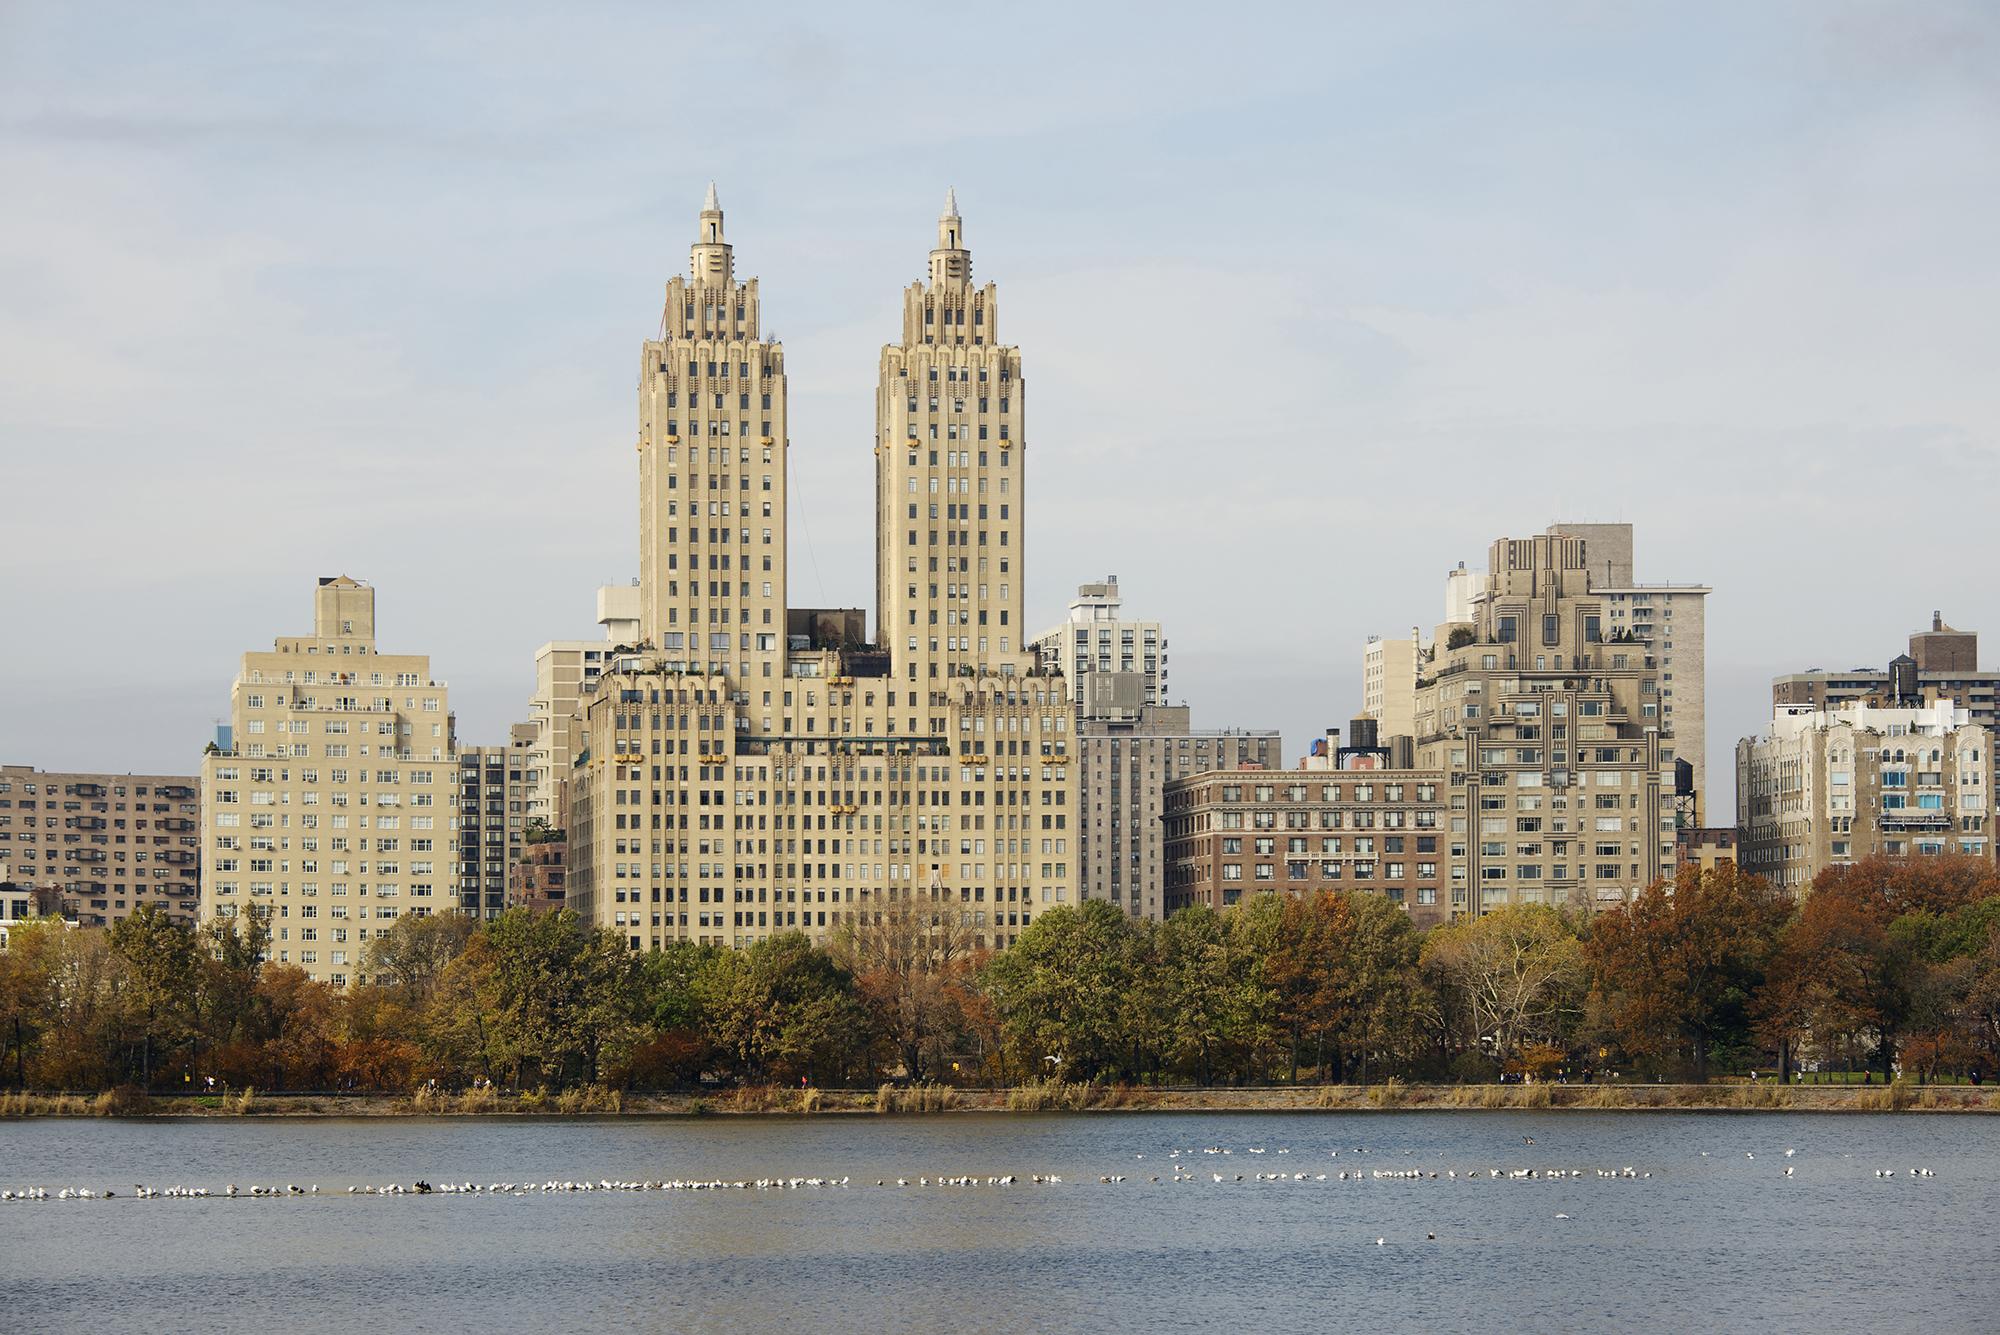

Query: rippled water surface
[4,1111,1996,1334]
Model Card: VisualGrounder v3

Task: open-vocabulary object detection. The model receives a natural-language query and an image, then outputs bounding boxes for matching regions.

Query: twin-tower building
[567,188,1077,952]
[195,188,1077,984]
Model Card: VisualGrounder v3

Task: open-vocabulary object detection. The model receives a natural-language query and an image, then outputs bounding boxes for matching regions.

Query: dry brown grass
[1007,1079,1095,1112]
[555,1085,623,1115]
[1095,1083,1155,1110]
[1568,1084,1628,1109]
[223,1087,258,1116]
[1314,1085,1359,1109]
[456,1084,500,1114]
[1366,1078,1409,1109]
[875,1083,959,1114]
[92,1085,153,1116]
[0,1090,92,1116]
[728,1084,786,1113]
[1730,1082,1787,1109]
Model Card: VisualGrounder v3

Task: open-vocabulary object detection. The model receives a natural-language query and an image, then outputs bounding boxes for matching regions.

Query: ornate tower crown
[929,186,970,285]
[691,181,733,286]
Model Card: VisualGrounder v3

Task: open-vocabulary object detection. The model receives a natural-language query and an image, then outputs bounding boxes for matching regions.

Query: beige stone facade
[1675,826,1739,874]
[1592,580,1708,821]
[1164,768,1451,928]
[1362,635,1418,742]
[1409,530,1681,915]
[1370,525,1706,833]
[566,189,1078,953]
[197,577,456,986]
[0,764,199,928]
[1736,700,1993,896]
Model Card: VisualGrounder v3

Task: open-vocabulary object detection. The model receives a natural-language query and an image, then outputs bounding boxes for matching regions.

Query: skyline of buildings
[10,191,2000,954]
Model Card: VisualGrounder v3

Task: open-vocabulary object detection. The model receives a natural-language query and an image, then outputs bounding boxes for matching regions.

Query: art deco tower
[875,190,1031,697]
[569,188,1077,954]
[636,184,789,732]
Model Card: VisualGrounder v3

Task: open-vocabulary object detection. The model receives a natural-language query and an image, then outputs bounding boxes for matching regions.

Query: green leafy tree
[1145,904,1251,1086]
[418,932,503,1082]
[697,932,871,1084]
[108,904,199,1085]
[482,908,638,1086]
[1335,892,1426,1081]
[981,900,1138,1083]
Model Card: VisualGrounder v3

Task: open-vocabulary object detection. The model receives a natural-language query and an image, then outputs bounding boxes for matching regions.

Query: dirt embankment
[4,1080,1993,1118]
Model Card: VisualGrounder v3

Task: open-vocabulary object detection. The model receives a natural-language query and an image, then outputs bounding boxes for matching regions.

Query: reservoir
[4,1110,1995,1333]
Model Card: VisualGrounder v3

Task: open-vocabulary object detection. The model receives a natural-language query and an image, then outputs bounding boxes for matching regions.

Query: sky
[3,1,1998,818]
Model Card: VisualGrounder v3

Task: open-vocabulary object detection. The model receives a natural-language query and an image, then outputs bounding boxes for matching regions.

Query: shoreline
[5,1082,1994,1118]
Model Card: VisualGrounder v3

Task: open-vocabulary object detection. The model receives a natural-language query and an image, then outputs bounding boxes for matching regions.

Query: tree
[418,932,502,1083]
[108,904,198,1086]
[363,913,476,1004]
[1589,865,1786,1081]
[1422,904,1586,1067]
[483,908,637,1086]
[1264,892,1359,1082]
[1809,856,1999,922]
[981,900,1138,1083]
[36,928,133,1089]
[834,893,988,1083]
[1335,892,1426,1081]
[196,911,269,1056]
[698,932,871,1084]
[1756,865,1999,1083]
[0,918,64,1087]
[1144,904,1253,1085]
[251,965,342,1089]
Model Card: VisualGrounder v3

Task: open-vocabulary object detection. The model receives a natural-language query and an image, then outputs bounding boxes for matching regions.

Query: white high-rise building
[1033,576,1168,707]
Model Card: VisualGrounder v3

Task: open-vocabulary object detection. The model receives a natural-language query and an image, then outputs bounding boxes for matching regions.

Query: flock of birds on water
[0,1140,1945,1229]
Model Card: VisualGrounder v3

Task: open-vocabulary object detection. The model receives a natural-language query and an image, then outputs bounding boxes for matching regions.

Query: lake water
[3,1111,1995,1334]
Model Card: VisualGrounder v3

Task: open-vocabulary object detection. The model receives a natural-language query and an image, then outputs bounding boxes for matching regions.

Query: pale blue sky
[4,2,1997,815]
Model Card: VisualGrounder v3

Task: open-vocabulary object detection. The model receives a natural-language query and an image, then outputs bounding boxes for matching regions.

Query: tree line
[3,856,1999,1093]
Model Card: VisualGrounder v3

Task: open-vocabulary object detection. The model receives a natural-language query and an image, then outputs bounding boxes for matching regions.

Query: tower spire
[931,188,968,284]
[692,182,731,284]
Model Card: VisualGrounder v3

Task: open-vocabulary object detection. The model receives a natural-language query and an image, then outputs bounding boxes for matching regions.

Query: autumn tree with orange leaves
[1588,863,1788,1081]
